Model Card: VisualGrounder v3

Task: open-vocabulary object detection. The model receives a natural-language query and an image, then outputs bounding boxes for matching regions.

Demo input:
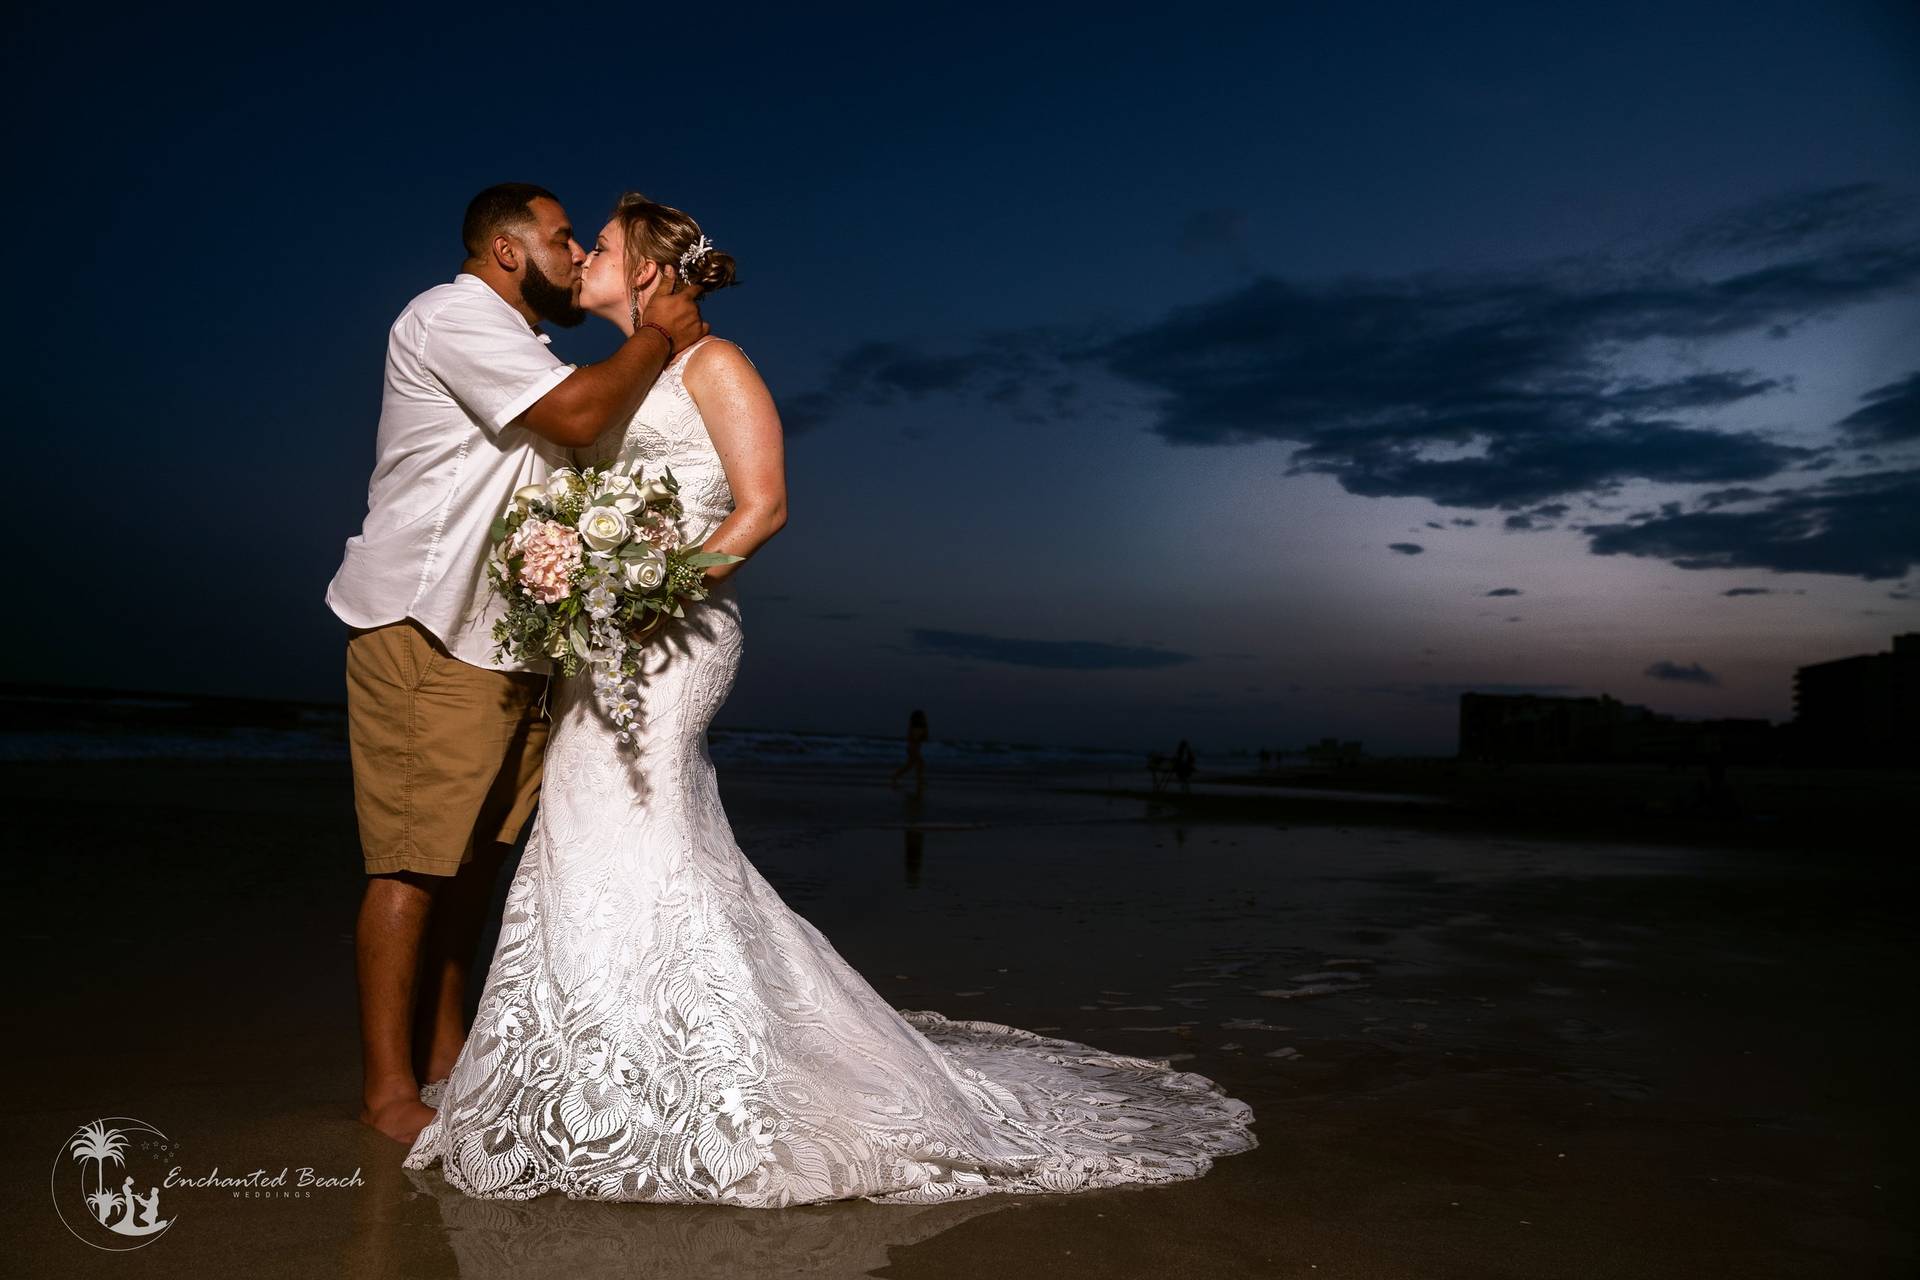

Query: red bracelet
[637,321,675,361]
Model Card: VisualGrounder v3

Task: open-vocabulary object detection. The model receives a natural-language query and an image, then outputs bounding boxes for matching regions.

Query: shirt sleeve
[419,295,576,435]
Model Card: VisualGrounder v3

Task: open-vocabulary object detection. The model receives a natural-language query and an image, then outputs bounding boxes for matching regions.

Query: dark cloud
[1503,501,1579,531]
[781,330,1091,431]
[789,185,1919,582]
[1354,680,1580,704]
[809,611,860,621]
[1722,587,1772,596]
[909,628,1195,670]
[1585,467,1920,580]
[1666,182,1915,259]
[1486,587,1523,596]
[1387,542,1424,555]
[1644,660,1719,685]
[1079,183,1913,515]
[1698,486,1769,508]
[1080,244,1920,493]
[1835,370,1920,444]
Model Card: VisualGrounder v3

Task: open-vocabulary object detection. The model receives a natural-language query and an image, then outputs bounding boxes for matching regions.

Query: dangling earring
[628,284,641,333]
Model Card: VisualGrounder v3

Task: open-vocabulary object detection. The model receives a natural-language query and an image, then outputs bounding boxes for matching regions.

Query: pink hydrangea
[638,511,684,552]
[514,518,582,603]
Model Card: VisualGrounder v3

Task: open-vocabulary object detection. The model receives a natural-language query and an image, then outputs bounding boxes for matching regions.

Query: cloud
[1644,660,1719,685]
[1077,187,1920,508]
[1584,467,1920,580]
[1666,182,1916,258]
[789,185,1920,581]
[781,331,1091,432]
[1722,587,1772,596]
[1486,587,1523,596]
[908,628,1195,670]
[1835,370,1920,444]
[1698,486,1770,508]
[1080,186,1916,552]
[1388,542,1424,555]
[1354,680,1580,703]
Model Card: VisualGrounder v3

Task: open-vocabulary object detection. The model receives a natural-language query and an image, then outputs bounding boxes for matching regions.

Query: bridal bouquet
[486,463,742,743]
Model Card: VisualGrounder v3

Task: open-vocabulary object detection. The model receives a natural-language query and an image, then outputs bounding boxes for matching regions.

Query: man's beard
[522,256,585,328]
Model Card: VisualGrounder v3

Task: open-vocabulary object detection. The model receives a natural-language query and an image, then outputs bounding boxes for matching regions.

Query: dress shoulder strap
[669,334,722,371]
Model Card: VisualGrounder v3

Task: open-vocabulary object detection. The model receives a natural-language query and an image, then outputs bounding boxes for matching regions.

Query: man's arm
[521,290,709,448]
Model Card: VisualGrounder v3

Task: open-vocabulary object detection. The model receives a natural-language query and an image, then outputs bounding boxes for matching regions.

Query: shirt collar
[453,271,552,343]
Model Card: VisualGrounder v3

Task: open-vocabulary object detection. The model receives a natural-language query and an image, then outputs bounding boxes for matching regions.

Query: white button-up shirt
[326,272,575,671]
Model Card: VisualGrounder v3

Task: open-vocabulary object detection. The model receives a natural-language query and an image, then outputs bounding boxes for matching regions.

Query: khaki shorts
[344,618,550,877]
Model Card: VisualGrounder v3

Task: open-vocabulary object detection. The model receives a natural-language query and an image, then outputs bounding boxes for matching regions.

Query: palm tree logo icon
[53,1118,178,1249]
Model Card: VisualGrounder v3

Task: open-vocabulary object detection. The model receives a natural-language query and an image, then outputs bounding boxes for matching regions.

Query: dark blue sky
[7,1,1917,753]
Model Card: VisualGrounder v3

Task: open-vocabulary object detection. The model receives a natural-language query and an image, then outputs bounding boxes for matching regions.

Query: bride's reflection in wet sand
[396,1163,1014,1279]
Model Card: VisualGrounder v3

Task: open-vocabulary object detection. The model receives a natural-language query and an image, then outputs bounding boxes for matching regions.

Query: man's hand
[642,279,709,353]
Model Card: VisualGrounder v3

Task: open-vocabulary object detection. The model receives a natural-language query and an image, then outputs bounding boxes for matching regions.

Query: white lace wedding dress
[402,337,1258,1205]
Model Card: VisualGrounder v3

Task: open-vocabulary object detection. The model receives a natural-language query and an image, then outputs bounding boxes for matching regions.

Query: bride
[402,194,1258,1206]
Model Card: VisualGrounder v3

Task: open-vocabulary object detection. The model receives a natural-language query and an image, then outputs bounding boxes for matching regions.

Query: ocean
[0,685,1155,773]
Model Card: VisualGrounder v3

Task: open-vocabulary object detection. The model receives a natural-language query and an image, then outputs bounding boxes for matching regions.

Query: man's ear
[491,233,521,272]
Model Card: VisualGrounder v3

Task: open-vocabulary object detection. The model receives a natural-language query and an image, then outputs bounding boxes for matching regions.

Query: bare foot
[359,1095,436,1144]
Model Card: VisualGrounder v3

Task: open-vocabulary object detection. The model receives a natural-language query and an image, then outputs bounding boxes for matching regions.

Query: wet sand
[2,758,1911,1278]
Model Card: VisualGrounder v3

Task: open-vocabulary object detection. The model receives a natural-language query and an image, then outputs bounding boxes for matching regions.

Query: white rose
[546,468,581,501]
[577,506,632,552]
[510,483,547,514]
[638,476,675,504]
[593,473,643,513]
[622,550,668,591]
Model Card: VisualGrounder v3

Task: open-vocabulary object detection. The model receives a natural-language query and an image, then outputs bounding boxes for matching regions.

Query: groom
[327,183,706,1143]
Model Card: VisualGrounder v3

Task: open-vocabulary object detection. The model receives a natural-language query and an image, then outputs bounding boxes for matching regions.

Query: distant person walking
[890,708,929,793]
[1173,739,1197,792]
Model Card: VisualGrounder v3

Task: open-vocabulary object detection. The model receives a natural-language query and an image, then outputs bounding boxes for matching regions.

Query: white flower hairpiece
[678,234,714,275]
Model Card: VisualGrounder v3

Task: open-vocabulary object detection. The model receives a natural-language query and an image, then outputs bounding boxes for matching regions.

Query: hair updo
[610,192,739,300]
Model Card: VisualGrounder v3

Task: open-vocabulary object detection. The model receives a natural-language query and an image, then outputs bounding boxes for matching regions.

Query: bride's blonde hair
[611,192,739,304]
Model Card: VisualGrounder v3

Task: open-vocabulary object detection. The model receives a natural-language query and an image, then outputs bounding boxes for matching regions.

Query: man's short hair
[461,183,559,258]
